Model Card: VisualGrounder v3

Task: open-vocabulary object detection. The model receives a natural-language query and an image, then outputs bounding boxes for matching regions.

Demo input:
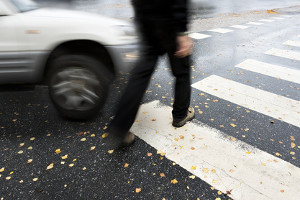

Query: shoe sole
[172,108,195,128]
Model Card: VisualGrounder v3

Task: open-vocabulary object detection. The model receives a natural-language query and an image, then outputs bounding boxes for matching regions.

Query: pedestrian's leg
[168,53,191,120]
[109,54,159,139]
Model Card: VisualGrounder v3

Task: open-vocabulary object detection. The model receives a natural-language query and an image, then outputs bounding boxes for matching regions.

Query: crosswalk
[133,15,300,200]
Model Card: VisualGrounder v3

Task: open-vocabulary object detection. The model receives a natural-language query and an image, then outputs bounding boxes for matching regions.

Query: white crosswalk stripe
[132,101,300,200]
[235,59,300,84]
[230,25,249,29]
[265,48,300,61]
[270,17,285,20]
[247,22,263,25]
[259,19,274,22]
[283,40,300,47]
[208,28,233,33]
[189,33,211,40]
[192,75,300,127]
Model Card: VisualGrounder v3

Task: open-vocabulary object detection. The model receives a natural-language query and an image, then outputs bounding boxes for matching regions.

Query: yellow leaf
[17,150,23,154]
[229,169,234,173]
[160,173,165,177]
[90,134,95,137]
[136,188,141,193]
[33,178,38,181]
[61,155,68,160]
[290,136,295,141]
[0,167,4,172]
[69,163,74,167]
[80,138,86,142]
[171,179,178,184]
[215,198,221,200]
[19,180,23,183]
[147,153,152,156]
[246,151,251,154]
[9,171,13,175]
[55,149,61,154]
[275,152,282,157]
[6,176,11,180]
[19,143,25,147]
[280,190,284,193]
[179,135,184,139]
[124,163,129,168]
[108,150,114,154]
[291,142,296,148]
[202,168,209,173]
[267,10,278,14]
[191,147,195,150]
[261,162,266,166]
[82,167,87,170]
[191,166,197,170]
[102,133,109,139]
[174,138,179,141]
[230,123,237,127]
[211,169,216,173]
[212,179,218,183]
[46,163,54,170]
[90,146,96,151]
[27,159,33,164]
[217,191,222,195]
[290,152,295,155]
[28,146,33,150]
[189,175,196,179]
[30,137,35,141]
[73,159,77,162]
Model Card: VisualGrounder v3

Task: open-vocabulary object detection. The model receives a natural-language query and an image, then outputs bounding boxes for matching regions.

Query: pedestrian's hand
[175,35,193,58]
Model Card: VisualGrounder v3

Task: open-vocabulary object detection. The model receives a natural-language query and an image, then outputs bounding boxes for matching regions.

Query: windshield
[10,0,38,12]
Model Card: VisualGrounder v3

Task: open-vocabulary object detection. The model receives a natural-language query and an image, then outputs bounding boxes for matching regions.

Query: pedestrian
[108,0,194,146]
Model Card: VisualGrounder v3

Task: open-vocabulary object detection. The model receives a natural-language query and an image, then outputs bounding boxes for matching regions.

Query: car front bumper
[106,44,140,74]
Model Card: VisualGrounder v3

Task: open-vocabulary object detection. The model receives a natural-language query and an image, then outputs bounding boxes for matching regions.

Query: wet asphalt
[1,1,300,200]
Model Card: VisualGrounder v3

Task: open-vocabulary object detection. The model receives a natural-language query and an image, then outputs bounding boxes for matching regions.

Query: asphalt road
[1,1,300,200]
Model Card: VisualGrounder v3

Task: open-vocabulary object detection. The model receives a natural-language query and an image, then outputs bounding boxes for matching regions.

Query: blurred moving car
[0,0,138,119]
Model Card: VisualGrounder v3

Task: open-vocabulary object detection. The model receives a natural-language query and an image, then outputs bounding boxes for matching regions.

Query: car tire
[47,55,112,120]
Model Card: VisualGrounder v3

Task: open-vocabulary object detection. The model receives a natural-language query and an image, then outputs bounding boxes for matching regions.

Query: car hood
[25,8,130,26]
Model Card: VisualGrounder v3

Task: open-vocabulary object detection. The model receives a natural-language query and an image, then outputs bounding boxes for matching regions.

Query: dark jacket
[131,0,188,33]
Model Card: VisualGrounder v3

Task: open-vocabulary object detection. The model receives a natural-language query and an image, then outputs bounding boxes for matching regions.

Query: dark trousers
[109,23,191,138]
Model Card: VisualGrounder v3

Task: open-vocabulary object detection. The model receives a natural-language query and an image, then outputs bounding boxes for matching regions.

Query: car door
[0,3,23,84]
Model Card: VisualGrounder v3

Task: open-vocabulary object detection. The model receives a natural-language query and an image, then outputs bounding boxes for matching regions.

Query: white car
[0,0,139,119]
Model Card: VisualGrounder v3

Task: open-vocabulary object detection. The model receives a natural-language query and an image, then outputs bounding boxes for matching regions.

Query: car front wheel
[48,55,112,120]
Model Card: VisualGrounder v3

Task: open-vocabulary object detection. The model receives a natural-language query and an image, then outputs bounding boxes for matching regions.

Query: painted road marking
[189,33,211,40]
[192,75,300,127]
[270,17,285,20]
[132,101,300,200]
[259,19,274,22]
[247,22,263,25]
[281,15,292,18]
[283,40,300,47]
[265,48,300,61]
[235,59,300,84]
[230,25,249,29]
[208,28,233,34]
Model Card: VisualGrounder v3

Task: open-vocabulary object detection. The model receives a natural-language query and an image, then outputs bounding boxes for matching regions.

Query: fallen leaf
[77,131,84,136]
[174,138,179,141]
[90,146,96,151]
[212,179,218,183]
[124,163,129,168]
[291,142,296,148]
[90,134,95,137]
[102,133,109,139]
[19,143,25,147]
[290,152,295,155]
[191,147,195,150]
[6,176,11,180]
[229,169,234,173]
[0,167,4,172]
[202,168,209,173]
[108,150,114,154]
[171,179,178,184]
[17,150,23,154]
[191,166,197,170]
[290,136,295,141]
[82,167,86,170]
[261,162,266,166]
[189,175,196,179]
[275,152,282,157]
[27,159,33,164]
[217,191,222,195]
[61,155,68,160]
[179,135,184,139]
[55,149,61,154]
[211,169,216,173]
[246,151,251,154]
[230,123,237,127]
[69,163,74,167]
[160,173,165,177]
[46,163,54,170]
[28,146,33,150]
[280,190,284,193]
[80,138,86,142]
[33,178,38,181]
[151,119,156,121]
[19,180,23,183]
[267,10,278,14]
[147,153,152,156]
[136,188,141,193]
[30,137,35,141]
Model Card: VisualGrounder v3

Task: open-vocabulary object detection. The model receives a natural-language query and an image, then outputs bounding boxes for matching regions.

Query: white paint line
[230,25,249,29]
[189,33,211,40]
[236,59,300,84]
[247,22,263,25]
[132,100,300,200]
[208,28,233,34]
[265,48,300,61]
[283,40,300,47]
[259,19,274,22]
[192,75,300,127]
[281,15,292,18]
[270,17,285,20]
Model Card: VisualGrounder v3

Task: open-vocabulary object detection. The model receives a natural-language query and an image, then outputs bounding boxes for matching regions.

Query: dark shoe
[121,131,135,146]
[172,106,195,128]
